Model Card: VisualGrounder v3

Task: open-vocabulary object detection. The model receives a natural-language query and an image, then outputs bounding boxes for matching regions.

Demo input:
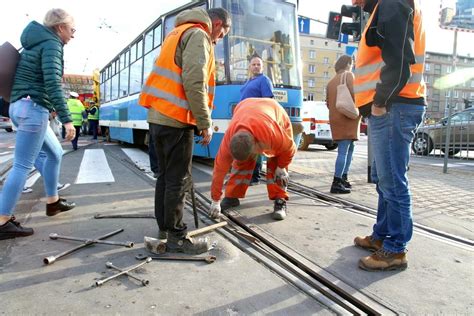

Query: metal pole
[443,29,458,173]
[367,120,373,183]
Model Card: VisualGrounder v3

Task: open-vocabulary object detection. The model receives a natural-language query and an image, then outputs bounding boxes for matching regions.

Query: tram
[98,0,303,158]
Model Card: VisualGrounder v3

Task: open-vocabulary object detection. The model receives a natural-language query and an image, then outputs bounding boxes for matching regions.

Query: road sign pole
[443,29,458,173]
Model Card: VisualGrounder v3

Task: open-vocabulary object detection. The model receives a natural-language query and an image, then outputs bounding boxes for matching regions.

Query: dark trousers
[150,123,193,234]
[89,120,99,139]
[148,132,159,174]
[71,126,81,150]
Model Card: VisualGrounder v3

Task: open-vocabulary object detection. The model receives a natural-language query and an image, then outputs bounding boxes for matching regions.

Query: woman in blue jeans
[326,55,361,194]
[0,9,77,240]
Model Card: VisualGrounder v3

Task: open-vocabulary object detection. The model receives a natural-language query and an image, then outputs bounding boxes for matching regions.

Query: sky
[1,0,472,75]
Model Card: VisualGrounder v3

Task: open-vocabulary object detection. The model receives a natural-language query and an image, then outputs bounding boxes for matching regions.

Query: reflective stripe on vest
[354,1,426,107]
[88,106,99,120]
[138,23,215,126]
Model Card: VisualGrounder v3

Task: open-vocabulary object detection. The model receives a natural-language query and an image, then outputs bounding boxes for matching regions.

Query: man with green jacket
[67,91,85,150]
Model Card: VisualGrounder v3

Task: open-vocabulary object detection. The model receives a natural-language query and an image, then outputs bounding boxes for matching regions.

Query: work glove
[208,199,221,219]
[274,167,289,188]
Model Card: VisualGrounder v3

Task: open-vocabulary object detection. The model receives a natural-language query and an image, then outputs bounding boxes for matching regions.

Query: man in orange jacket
[209,98,296,220]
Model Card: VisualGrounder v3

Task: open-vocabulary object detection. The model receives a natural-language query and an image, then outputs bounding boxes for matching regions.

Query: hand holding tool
[96,257,152,287]
[208,200,221,219]
[274,167,289,188]
[105,261,149,286]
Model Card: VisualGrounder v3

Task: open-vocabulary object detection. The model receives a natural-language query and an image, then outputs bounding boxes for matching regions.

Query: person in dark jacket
[352,0,426,271]
[0,8,77,240]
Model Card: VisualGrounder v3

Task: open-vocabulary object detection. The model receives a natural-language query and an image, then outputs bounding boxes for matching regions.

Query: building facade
[300,34,356,102]
[424,52,474,121]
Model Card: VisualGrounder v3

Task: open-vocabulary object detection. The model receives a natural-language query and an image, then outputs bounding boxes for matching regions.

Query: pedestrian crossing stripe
[76,149,115,184]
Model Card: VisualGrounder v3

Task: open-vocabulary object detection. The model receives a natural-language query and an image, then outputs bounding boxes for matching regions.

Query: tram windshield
[215,0,301,88]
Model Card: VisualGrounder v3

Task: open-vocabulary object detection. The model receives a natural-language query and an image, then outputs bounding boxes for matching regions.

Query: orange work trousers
[224,157,288,201]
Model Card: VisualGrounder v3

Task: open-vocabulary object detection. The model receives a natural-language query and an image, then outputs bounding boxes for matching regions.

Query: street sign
[339,33,349,44]
[298,16,310,34]
[345,46,358,56]
[439,0,474,33]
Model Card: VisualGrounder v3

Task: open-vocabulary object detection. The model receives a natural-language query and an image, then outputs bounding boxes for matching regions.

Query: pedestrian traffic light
[326,11,342,40]
[340,5,363,41]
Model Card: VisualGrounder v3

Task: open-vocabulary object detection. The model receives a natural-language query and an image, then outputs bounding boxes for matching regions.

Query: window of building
[471,92,474,99]
[309,50,316,59]
[308,78,315,87]
[431,100,440,112]
[445,90,451,97]
[308,64,315,73]
[323,57,329,64]
[425,63,430,71]
[307,93,314,101]
[323,71,329,79]
[447,66,452,73]
[310,40,314,45]
[454,90,459,98]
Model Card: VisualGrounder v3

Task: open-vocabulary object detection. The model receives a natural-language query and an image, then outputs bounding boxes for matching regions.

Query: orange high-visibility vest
[354,1,426,107]
[139,23,215,125]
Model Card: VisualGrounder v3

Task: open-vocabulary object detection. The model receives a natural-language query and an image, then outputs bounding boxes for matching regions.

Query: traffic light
[340,5,363,41]
[326,11,342,40]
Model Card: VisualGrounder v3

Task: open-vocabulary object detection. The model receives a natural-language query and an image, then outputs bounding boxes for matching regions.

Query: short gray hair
[230,131,255,161]
[43,8,74,28]
[207,8,231,28]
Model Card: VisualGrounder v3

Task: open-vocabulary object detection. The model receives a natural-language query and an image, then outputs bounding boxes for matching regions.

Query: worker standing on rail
[208,98,296,220]
[139,7,231,254]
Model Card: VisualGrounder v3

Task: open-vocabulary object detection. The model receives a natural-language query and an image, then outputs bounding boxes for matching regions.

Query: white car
[299,101,337,151]
[0,115,13,132]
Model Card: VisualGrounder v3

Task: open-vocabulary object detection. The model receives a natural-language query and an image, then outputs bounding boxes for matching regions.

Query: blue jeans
[334,140,354,178]
[369,103,425,253]
[0,99,63,216]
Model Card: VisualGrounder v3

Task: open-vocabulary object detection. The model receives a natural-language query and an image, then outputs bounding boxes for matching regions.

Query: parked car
[360,119,368,135]
[0,115,13,132]
[412,107,474,156]
[299,101,337,151]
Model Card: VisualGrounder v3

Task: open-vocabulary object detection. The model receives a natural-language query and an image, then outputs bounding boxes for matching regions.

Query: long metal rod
[49,233,134,248]
[43,229,124,265]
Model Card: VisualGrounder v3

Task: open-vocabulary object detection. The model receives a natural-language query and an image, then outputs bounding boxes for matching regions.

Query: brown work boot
[354,235,383,252]
[359,249,408,271]
[166,232,209,255]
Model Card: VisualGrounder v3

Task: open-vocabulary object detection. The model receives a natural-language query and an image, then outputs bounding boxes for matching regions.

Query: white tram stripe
[76,149,115,184]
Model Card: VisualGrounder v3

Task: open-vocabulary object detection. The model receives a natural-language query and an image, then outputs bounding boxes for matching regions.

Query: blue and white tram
[99,0,303,158]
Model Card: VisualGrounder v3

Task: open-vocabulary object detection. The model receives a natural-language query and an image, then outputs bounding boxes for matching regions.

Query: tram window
[215,41,226,83]
[144,29,153,54]
[120,67,129,97]
[111,74,119,101]
[104,79,111,103]
[137,39,143,59]
[144,47,161,82]
[154,24,162,48]
[130,43,137,62]
[100,82,105,103]
[129,58,143,94]
[225,0,300,87]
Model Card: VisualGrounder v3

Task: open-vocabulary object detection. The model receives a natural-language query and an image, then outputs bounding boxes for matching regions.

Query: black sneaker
[272,199,287,220]
[0,216,34,240]
[46,198,76,216]
[220,197,240,211]
[166,232,209,255]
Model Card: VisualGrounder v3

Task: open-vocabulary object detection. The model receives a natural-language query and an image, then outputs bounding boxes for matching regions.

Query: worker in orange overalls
[209,98,296,220]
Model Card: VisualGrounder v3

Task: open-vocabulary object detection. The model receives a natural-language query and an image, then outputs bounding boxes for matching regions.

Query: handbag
[335,71,359,120]
[0,42,21,103]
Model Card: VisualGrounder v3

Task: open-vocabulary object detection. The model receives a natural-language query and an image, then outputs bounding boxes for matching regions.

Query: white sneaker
[57,183,71,192]
[272,199,287,220]
[22,187,33,194]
